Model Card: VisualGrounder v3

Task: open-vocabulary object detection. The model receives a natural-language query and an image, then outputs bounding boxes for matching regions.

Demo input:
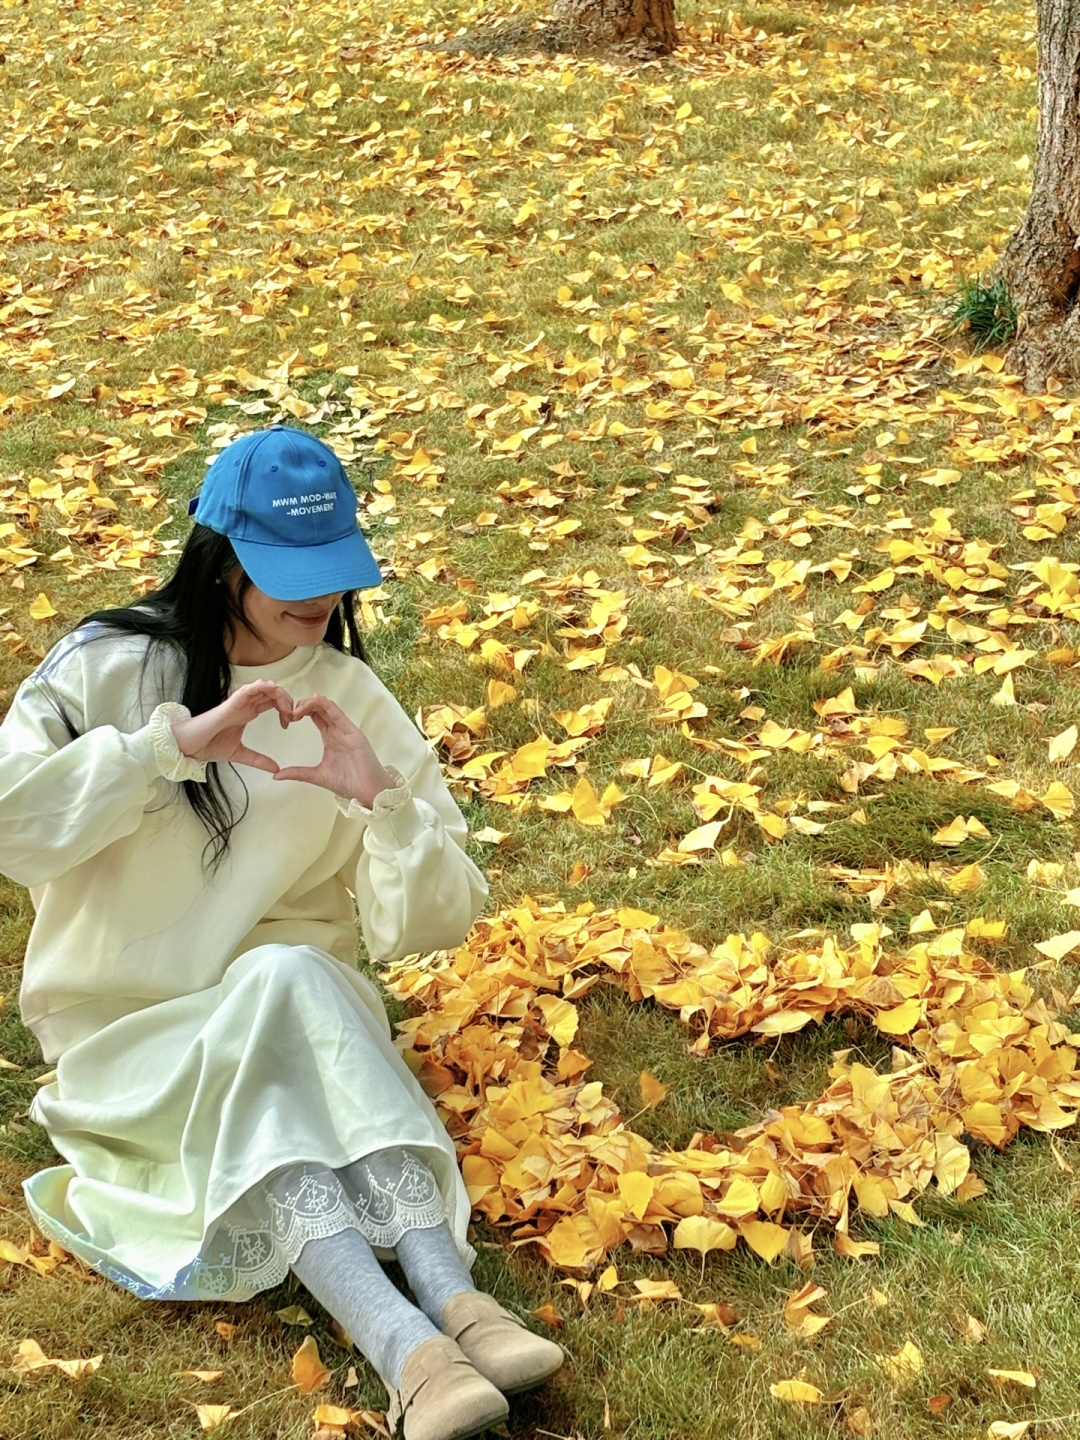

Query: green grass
[950,276,1020,352]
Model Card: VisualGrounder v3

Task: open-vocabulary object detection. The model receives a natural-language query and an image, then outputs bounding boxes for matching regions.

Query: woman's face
[227,579,346,665]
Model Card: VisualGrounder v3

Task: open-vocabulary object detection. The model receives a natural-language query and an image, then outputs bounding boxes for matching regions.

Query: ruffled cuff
[335,764,409,819]
[336,765,428,847]
[148,703,208,784]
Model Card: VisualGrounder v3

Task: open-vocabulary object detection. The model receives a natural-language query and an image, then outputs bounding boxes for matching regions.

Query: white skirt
[23,945,474,1300]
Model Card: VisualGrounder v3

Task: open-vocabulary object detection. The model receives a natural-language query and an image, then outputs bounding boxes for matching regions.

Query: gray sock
[338,1149,478,1326]
[267,1167,439,1389]
[394,1219,479,1325]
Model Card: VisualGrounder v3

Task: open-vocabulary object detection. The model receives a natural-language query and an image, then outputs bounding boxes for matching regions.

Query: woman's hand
[273,693,395,807]
[170,681,294,775]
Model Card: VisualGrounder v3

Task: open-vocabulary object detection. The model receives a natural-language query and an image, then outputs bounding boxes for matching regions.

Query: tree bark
[548,0,677,54]
[999,0,1080,389]
[431,0,676,57]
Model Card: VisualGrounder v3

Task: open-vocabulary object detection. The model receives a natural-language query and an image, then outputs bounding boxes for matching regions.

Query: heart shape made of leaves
[383,899,1076,1271]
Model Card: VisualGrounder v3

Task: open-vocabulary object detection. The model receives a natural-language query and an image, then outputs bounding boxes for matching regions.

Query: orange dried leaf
[291,1336,331,1393]
[638,1072,668,1108]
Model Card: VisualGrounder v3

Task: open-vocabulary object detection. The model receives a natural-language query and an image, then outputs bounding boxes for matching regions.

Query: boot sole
[499,1356,567,1396]
[439,1403,511,1440]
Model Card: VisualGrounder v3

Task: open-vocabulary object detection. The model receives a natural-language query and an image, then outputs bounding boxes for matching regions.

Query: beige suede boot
[387,1335,509,1440]
[441,1291,565,1395]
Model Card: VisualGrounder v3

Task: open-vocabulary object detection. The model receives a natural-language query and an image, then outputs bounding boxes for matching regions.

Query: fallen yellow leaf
[291,1335,330,1393]
[196,1404,235,1432]
[987,1368,1037,1389]
[1034,931,1080,961]
[873,1339,923,1387]
[1048,725,1078,763]
[672,1215,738,1257]
[11,1338,102,1380]
[28,593,57,621]
[770,1378,822,1403]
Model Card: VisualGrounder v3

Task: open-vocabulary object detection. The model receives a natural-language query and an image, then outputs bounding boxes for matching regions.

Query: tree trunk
[431,0,677,57]
[548,0,677,54]
[999,0,1080,389]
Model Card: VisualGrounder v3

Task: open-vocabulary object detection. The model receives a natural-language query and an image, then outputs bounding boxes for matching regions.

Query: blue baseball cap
[188,426,382,601]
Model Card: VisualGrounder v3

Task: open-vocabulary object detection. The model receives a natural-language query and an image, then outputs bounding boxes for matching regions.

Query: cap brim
[231,528,382,601]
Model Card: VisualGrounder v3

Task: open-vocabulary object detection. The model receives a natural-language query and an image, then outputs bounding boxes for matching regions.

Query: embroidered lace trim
[31,1151,448,1302]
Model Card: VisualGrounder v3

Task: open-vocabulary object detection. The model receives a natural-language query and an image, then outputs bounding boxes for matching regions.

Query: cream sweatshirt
[0,628,488,1062]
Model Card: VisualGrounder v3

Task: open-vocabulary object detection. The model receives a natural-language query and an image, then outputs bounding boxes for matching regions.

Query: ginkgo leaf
[987,1369,1037,1389]
[597,1265,620,1293]
[290,1335,330,1392]
[874,1340,923,1386]
[196,1404,236,1432]
[782,1283,832,1338]
[28,593,57,621]
[570,776,624,826]
[11,1338,102,1379]
[617,1171,654,1220]
[312,1404,364,1427]
[751,1009,815,1035]
[485,679,518,709]
[631,1278,683,1301]
[933,815,970,846]
[1048,725,1078,763]
[672,1216,738,1256]
[1041,781,1075,819]
[678,821,727,852]
[1034,931,1080,961]
[875,999,922,1035]
[991,673,1016,706]
[509,739,551,781]
[933,1136,970,1194]
[535,994,579,1048]
[739,1221,789,1263]
[946,863,986,894]
[638,1072,668,1108]
[770,1379,822,1403]
[834,1235,880,1260]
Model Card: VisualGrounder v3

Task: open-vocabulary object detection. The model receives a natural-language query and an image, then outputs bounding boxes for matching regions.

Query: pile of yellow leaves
[387,902,1080,1271]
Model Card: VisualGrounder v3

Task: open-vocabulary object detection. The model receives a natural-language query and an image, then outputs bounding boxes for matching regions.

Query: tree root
[1006,301,1080,392]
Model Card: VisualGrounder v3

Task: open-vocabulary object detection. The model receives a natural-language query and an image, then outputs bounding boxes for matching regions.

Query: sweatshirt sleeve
[0,637,202,889]
[337,743,489,965]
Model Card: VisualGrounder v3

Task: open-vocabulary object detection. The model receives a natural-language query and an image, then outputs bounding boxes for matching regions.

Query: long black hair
[65,523,368,869]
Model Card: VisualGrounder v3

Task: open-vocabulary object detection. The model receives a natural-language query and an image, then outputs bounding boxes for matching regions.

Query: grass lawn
[4,0,1080,1435]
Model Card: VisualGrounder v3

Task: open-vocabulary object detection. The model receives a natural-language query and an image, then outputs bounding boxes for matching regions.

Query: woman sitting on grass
[0,425,563,1440]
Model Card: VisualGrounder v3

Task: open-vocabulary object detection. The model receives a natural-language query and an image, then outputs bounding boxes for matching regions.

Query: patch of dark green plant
[950,276,1018,352]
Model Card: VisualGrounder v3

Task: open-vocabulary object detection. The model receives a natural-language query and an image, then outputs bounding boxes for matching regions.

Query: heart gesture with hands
[171,681,395,808]
[273,694,395,807]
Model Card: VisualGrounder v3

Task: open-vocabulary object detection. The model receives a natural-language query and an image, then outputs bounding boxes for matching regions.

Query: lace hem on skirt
[33,1150,449,1302]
